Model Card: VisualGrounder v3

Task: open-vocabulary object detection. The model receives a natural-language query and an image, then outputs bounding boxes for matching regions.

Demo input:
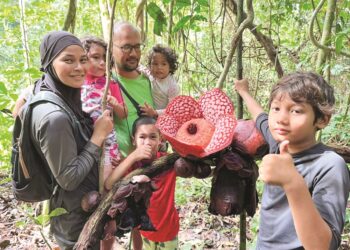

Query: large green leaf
[173,15,191,33]
[335,34,345,54]
[176,0,191,8]
[147,2,167,36]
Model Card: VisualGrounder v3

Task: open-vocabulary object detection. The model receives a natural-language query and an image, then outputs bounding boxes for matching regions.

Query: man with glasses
[112,21,155,158]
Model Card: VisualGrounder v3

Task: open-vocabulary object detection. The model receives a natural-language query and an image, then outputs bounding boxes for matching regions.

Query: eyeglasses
[114,44,145,54]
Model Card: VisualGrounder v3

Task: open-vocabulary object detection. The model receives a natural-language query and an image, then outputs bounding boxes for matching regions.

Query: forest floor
[1,179,349,250]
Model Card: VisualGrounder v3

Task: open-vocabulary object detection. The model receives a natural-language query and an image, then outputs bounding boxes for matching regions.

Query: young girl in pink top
[81,36,128,179]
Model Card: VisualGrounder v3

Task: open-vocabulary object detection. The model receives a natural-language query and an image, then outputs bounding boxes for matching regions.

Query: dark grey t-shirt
[256,112,350,250]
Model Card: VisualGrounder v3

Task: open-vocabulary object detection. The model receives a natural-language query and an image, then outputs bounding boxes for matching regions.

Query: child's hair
[80,36,107,53]
[132,116,158,136]
[269,72,335,122]
[147,44,178,74]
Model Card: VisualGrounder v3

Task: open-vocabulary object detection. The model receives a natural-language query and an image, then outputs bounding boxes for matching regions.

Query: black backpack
[11,91,88,202]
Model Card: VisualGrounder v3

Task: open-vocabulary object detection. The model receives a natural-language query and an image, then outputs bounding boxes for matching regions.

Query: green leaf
[15,220,26,228]
[191,14,207,23]
[35,214,50,226]
[335,34,345,54]
[146,2,167,35]
[173,15,192,33]
[195,0,209,7]
[0,81,8,95]
[0,177,11,185]
[176,0,191,8]
[49,207,67,217]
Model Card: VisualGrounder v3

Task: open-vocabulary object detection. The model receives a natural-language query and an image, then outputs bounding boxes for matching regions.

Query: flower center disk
[175,118,215,149]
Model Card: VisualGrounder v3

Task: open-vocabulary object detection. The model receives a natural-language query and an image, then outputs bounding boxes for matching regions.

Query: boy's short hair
[80,36,107,53]
[147,44,178,74]
[132,116,158,136]
[269,72,335,122]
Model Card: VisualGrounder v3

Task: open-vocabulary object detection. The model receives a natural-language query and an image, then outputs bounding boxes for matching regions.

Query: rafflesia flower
[233,119,267,156]
[156,88,237,158]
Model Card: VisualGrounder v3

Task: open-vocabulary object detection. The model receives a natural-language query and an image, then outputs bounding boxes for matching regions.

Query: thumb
[279,140,290,154]
[102,109,111,117]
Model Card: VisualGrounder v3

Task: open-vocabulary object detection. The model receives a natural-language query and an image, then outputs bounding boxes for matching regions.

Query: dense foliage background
[0,0,349,248]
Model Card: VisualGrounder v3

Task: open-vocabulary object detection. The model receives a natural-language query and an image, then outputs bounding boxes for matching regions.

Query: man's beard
[118,59,139,72]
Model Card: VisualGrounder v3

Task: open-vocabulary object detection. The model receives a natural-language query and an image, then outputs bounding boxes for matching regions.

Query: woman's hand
[91,109,113,147]
[139,102,158,118]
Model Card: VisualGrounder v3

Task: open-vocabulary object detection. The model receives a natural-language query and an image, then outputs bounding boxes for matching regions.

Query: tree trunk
[63,0,77,33]
[99,0,111,41]
[18,0,31,85]
[316,0,337,72]
[136,0,147,42]
[167,0,175,45]
[216,0,254,89]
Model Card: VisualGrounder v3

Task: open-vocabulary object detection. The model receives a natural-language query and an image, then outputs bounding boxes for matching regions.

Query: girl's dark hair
[132,116,157,136]
[80,36,107,53]
[147,44,178,74]
[269,72,335,122]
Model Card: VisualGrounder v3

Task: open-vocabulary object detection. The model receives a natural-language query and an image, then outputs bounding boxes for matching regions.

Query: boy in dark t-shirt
[234,72,349,250]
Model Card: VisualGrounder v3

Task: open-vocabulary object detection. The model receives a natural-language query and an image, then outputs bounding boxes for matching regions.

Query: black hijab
[34,31,93,135]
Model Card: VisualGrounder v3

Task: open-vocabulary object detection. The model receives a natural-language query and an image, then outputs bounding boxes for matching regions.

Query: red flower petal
[199,88,235,124]
[203,115,237,157]
[156,114,180,137]
[165,95,202,124]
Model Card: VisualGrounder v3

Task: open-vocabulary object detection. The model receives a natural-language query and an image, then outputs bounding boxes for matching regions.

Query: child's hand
[132,144,153,162]
[234,79,250,94]
[139,102,158,118]
[107,95,119,108]
[259,141,300,189]
[131,175,151,183]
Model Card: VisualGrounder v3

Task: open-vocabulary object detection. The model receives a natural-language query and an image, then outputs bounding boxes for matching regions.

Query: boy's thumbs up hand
[279,140,290,154]
[260,140,298,188]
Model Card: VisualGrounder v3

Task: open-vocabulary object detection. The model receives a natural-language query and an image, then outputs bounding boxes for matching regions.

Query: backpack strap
[114,78,143,116]
[29,91,89,142]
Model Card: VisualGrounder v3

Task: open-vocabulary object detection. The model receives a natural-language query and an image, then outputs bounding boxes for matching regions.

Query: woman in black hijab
[31,31,113,249]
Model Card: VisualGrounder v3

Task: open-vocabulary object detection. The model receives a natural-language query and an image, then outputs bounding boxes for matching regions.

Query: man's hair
[269,72,335,122]
[113,21,140,38]
[147,44,179,74]
[81,36,107,53]
[132,116,158,136]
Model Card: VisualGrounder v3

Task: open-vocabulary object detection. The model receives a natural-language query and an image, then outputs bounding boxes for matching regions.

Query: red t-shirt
[137,153,179,242]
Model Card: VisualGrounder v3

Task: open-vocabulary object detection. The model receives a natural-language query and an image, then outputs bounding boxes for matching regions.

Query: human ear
[315,115,331,130]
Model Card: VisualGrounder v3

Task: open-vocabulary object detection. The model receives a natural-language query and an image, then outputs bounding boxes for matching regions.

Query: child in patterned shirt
[81,36,128,180]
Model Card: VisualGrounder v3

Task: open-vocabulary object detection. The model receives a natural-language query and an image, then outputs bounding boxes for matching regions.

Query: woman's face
[52,45,88,88]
